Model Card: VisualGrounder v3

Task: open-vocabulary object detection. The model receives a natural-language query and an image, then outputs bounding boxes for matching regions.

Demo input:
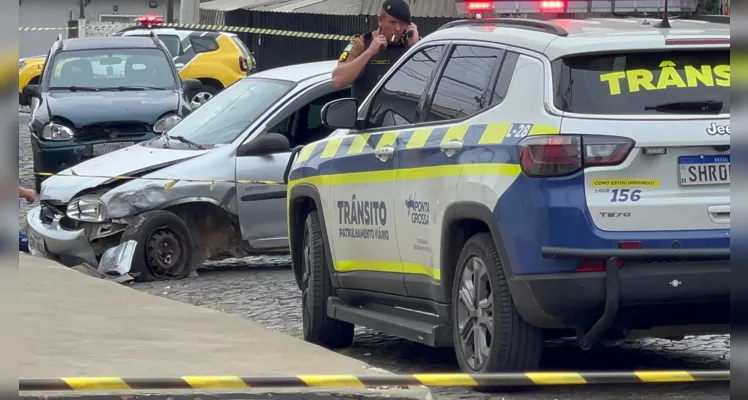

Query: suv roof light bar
[437,18,569,37]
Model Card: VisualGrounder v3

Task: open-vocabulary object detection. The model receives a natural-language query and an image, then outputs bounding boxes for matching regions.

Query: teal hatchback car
[25,34,201,191]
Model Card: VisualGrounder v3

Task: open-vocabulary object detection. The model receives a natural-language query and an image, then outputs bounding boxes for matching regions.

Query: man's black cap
[382,0,411,24]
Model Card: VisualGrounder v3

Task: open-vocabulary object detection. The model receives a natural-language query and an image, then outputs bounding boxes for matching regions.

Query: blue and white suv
[285,16,730,373]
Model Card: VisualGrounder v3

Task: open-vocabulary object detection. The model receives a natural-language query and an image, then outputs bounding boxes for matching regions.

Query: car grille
[77,122,152,141]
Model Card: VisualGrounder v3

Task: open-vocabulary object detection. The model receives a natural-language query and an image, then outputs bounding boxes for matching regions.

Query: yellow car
[18,55,46,106]
[18,14,256,108]
[114,15,256,106]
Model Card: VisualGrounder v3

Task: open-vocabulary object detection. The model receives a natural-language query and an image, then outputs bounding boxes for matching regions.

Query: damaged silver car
[26,60,350,281]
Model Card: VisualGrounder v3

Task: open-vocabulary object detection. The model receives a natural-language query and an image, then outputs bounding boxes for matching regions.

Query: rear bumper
[508,247,730,341]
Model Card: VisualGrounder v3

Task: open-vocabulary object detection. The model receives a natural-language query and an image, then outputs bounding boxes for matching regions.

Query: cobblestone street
[18,113,730,399]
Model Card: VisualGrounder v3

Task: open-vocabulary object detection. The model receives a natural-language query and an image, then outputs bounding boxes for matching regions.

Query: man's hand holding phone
[405,23,419,47]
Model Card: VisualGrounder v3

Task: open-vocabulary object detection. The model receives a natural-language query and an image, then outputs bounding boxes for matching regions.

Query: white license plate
[28,231,47,256]
[92,142,135,157]
[678,155,730,186]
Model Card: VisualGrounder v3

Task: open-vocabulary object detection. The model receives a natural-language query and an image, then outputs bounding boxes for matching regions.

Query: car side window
[190,36,219,53]
[425,45,505,123]
[365,45,444,130]
[488,51,519,107]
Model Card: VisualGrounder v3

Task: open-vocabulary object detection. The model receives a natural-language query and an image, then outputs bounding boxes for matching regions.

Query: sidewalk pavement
[19,253,432,400]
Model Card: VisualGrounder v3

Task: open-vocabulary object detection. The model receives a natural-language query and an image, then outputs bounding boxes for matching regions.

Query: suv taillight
[239,56,249,73]
[517,134,635,178]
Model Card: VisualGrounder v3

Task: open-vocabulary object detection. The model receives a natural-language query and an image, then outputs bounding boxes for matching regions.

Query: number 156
[610,189,641,202]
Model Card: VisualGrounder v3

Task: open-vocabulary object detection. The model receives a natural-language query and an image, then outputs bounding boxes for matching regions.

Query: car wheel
[120,210,194,282]
[452,232,543,378]
[190,85,218,108]
[301,210,354,349]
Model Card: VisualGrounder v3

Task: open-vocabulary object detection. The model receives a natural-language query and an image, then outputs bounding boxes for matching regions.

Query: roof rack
[672,14,730,24]
[437,18,569,37]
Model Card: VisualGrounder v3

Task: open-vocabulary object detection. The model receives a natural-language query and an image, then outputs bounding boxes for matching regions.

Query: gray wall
[20,0,181,58]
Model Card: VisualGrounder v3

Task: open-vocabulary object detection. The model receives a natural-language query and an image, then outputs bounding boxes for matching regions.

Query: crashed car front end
[26,144,237,270]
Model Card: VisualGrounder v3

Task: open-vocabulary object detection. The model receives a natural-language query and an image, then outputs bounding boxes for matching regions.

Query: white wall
[20,0,181,58]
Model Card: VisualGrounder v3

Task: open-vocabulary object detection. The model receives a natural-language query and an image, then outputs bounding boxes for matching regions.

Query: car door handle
[707,205,730,224]
[374,146,395,162]
[440,140,463,157]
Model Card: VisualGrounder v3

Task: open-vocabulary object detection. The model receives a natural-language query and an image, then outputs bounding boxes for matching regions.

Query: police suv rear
[286,6,730,374]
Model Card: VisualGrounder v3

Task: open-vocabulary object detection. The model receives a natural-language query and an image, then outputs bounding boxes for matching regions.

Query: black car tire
[301,210,354,349]
[451,233,543,384]
[120,210,194,282]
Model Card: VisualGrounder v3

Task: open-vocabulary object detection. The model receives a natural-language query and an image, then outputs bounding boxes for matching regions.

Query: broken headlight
[67,196,108,222]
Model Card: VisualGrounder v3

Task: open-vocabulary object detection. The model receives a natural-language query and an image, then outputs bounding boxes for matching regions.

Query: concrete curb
[20,388,435,400]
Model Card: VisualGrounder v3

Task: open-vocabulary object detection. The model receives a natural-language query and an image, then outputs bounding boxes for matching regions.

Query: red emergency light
[540,0,566,10]
[136,14,165,25]
[465,1,493,12]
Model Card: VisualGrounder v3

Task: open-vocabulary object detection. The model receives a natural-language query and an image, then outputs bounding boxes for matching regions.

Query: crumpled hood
[45,90,179,127]
[40,143,208,203]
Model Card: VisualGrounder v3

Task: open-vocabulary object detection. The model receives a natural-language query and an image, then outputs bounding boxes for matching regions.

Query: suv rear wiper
[164,133,203,149]
[48,86,101,92]
[644,100,724,113]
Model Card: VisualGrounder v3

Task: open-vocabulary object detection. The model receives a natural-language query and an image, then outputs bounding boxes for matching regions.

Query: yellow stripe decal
[62,378,131,391]
[182,376,249,389]
[414,373,478,386]
[635,371,696,382]
[525,372,587,385]
[441,125,470,144]
[336,260,440,279]
[478,123,511,144]
[320,137,344,159]
[298,375,364,387]
[530,124,560,135]
[375,131,399,150]
[406,128,433,149]
[296,142,318,163]
[347,133,371,155]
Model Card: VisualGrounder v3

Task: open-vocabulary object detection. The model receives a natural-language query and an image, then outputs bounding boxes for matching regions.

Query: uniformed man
[331,0,420,104]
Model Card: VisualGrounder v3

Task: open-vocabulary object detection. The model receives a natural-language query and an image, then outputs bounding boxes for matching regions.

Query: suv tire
[301,210,354,349]
[451,232,543,376]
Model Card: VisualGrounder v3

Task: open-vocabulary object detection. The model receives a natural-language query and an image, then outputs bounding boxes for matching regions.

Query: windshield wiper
[164,133,203,149]
[48,86,101,92]
[644,100,724,113]
[108,86,170,91]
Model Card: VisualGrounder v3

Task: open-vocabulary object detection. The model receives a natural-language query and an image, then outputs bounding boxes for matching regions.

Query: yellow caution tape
[19,370,730,391]
[20,23,351,40]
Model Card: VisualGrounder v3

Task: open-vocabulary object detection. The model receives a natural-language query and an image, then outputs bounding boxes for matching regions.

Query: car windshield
[47,48,177,90]
[552,49,730,115]
[151,77,294,147]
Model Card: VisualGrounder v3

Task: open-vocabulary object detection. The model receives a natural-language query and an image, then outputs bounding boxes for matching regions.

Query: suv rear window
[552,50,730,115]
[231,37,251,57]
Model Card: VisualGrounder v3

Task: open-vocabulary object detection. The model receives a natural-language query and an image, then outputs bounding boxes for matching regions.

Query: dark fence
[225,10,456,72]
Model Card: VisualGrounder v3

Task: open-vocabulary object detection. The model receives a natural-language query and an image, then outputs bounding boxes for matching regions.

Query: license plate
[678,155,730,186]
[92,142,135,157]
[28,231,47,256]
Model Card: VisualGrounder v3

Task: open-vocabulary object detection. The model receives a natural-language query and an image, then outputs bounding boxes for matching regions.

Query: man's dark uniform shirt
[337,0,411,104]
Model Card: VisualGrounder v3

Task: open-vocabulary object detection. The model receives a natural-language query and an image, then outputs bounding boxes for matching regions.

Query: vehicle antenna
[655,0,671,28]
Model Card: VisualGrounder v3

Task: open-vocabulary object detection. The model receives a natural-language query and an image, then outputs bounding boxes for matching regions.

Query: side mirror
[237,132,290,157]
[321,98,358,130]
[23,84,41,99]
